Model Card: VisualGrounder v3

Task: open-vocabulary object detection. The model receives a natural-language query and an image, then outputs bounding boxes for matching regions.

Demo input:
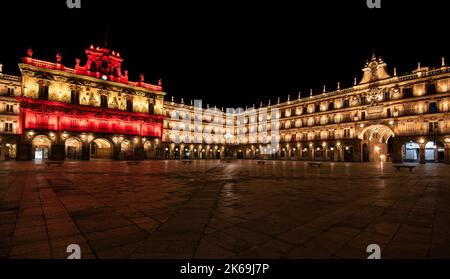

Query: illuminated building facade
[162,55,450,164]
[0,65,21,160]
[0,46,165,160]
[1,50,450,164]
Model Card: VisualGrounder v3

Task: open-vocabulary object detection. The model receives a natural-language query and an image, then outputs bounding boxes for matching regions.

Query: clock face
[102,75,108,80]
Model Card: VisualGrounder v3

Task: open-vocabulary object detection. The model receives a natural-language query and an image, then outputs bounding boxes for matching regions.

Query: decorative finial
[418,62,421,70]
[337,82,340,90]
[298,92,301,99]
[181,98,184,104]
[207,104,210,109]
[371,53,377,61]
[158,79,162,87]
[56,53,62,63]
[323,85,326,93]
[310,89,313,97]
[190,100,193,106]
[140,74,145,82]
[394,67,397,76]
[442,57,446,67]
[221,107,224,112]
[171,96,174,102]
[27,48,33,58]
[354,78,357,86]
[260,101,263,108]
[268,99,271,106]
[287,94,290,101]
[277,97,280,104]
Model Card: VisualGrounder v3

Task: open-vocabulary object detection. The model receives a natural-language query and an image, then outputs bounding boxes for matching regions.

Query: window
[4,122,13,132]
[90,63,97,72]
[427,83,436,94]
[361,111,366,121]
[384,91,390,101]
[70,90,80,105]
[126,99,133,112]
[387,108,391,118]
[429,121,439,133]
[429,102,438,113]
[38,84,49,100]
[100,95,108,108]
[344,128,351,138]
[361,96,366,105]
[6,104,14,113]
[148,103,154,114]
[403,87,413,98]
[329,130,335,139]
[343,99,349,108]
[328,102,334,110]
[7,88,15,96]
[315,104,320,112]
[303,106,308,114]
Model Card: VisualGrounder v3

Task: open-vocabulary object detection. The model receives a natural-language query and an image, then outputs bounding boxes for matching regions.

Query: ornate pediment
[360,54,391,84]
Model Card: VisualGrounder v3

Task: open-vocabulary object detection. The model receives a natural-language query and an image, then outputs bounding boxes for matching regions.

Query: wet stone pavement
[0,160,449,259]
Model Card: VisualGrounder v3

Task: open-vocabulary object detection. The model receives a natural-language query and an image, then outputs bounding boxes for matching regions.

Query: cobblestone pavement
[0,160,449,259]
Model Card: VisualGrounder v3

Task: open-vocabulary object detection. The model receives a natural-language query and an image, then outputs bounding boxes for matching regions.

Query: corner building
[1,46,165,160]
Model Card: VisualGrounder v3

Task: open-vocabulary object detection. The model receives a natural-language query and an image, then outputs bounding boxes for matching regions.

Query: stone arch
[65,137,82,160]
[358,124,394,144]
[32,135,52,159]
[90,138,113,159]
[358,124,394,162]
[0,136,18,160]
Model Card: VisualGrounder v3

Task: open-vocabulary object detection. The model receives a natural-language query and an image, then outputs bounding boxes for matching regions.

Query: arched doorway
[173,146,180,159]
[201,148,206,159]
[314,146,324,161]
[144,141,153,159]
[237,149,243,159]
[183,147,190,159]
[425,141,445,162]
[90,138,113,159]
[1,138,17,160]
[32,135,51,160]
[65,137,82,160]
[358,124,394,162]
[164,147,170,159]
[120,139,133,160]
[403,141,419,162]
[344,146,354,162]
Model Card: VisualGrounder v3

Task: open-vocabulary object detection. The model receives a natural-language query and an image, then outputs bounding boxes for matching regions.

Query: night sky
[0,0,448,109]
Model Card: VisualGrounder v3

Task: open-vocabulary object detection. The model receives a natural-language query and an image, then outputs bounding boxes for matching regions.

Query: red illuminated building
[15,46,165,160]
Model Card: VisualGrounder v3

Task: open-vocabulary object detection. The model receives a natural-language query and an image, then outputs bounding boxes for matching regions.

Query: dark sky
[0,0,448,108]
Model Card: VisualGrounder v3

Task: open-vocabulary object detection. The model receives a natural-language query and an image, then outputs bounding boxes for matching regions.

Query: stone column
[50,132,65,161]
[419,144,426,164]
[113,142,122,160]
[391,138,403,164]
[0,143,5,161]
[444,144,450,164]
[133,137,145,160]
[81,141,90,160]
